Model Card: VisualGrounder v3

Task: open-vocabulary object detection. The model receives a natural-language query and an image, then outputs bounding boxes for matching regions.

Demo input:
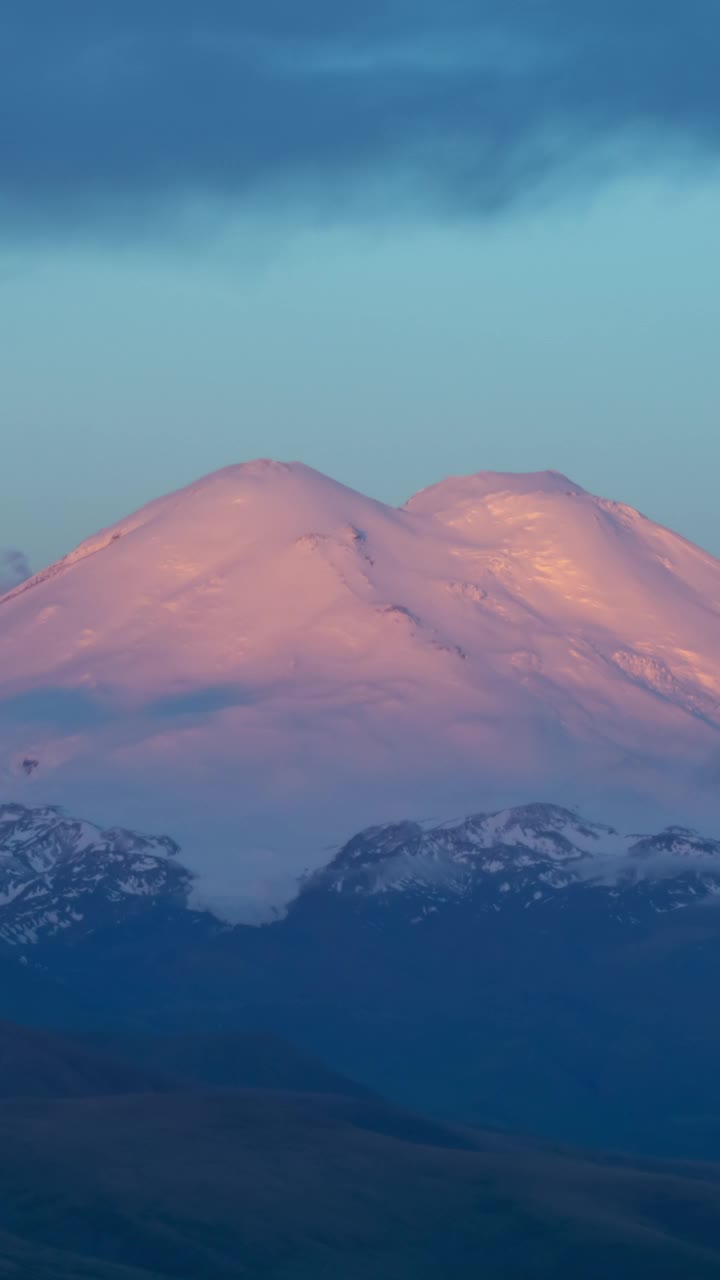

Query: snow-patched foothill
[3,800,720,948]
[304,802,720,922]
[0,803,187,947]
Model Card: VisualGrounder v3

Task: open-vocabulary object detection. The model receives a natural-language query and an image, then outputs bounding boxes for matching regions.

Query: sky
[2,1,720,573]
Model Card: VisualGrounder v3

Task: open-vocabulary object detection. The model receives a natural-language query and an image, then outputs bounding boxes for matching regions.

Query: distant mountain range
[5,798,720,1161]
[3,799,720,948]
[1,460,720,917]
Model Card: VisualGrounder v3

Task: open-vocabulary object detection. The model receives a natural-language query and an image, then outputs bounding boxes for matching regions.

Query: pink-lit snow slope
[1,460,719,918]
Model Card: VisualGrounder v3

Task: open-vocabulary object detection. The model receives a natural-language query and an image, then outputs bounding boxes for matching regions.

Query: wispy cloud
[2,2,719,237]
[0,550,30,593]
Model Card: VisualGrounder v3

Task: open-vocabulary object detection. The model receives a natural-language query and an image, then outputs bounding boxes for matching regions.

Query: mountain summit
[1,461,719,916]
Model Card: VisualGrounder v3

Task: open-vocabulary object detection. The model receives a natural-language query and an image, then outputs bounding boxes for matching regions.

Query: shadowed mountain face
[0,1017,718,1276]
[78,1029,374,1099]
[1,1089,720,1278]
[0,1018,373,1107]
[5,801,720,1160]
[0,1020,175,1099]
[1,460,720,918]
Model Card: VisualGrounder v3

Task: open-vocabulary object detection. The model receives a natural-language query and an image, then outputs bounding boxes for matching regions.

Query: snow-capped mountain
[1,460,720,918]
[0,804,189,947]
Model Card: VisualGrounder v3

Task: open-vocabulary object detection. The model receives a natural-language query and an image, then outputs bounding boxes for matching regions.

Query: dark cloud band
[1,1,719,235]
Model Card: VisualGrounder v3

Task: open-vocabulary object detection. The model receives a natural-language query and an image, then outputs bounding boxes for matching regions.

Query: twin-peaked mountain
[1,460,720,916]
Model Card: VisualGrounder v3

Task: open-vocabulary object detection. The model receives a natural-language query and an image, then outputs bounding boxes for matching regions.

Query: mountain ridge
[4,798,720,1158]
[3,798,720,950]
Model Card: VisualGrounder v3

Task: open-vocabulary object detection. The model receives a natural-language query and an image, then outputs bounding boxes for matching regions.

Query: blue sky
[2,2,720,570]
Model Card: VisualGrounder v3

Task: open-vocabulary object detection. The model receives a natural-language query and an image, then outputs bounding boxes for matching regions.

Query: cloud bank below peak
[2,1,720,238]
